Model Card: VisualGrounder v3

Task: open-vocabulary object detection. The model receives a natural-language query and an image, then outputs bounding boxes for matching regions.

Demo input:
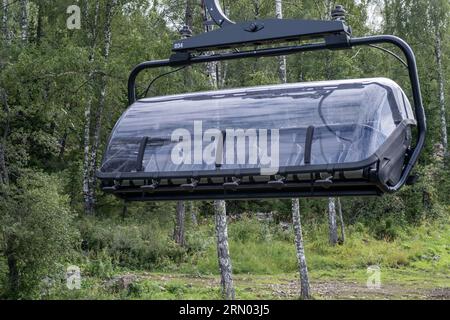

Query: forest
[0,0,449,300]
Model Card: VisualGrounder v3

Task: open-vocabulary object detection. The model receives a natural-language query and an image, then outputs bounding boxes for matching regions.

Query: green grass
[176,218,450,276]
[41,217,450,300]
[3,213,449,300]
[46,267,449,300]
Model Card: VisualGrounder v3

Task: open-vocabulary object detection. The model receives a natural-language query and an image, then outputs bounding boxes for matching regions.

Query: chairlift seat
[98,78,416,200]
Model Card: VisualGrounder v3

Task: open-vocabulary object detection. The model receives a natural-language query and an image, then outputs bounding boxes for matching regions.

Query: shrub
[0,172,79,299]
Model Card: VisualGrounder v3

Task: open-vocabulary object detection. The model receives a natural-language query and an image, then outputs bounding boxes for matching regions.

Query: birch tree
[429,0,449,157]
[173,201,186,246]
[19,0,28,42]
[326,3,341,247]
[83,0,100,215]
[277,0,311,299]
[2,0,10,43]
[174,0,195,246]
[88,0,118,212]
[275,0,287,83]
[214,199,235,300]
[0,1,9,186]
[435,33,447,157]
[202,0,235,299]
[0,89,9,186]
[292,199,311,299]
[189,201,198,226]
[337,198,345,243]
[201,4,218,89]
[328,198,338,246]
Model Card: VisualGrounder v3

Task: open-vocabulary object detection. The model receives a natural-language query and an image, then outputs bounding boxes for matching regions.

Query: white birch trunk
[202,0,234,299]
[337,197,345,244]
[0,89,10,185]
[2,0,10,43]
[214,200,235,300]
[328,198,338,246]
[0,1,10,185]
[173,201,186,246]
[435,31,448,157]
[88,0,117,209]
[292,198,311,299]
[277,0,311,299]
[202,2,218,89]
[275,0,287,83]
[19,0,28,42]
[83,99,93,214]
[174,0,196,245]
[83,0,100,215]
[190,201,198,226]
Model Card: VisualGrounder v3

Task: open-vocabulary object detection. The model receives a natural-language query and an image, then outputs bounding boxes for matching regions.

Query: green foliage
[79,214,186,271]
[0,0,449,300]
[0,172,79,299]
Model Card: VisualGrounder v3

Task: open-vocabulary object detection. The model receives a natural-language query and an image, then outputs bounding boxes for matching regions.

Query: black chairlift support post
[127,0,426,194]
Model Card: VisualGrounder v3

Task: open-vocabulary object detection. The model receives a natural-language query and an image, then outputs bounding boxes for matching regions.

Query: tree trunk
[2,0,10,43]
[276,0,311,299]
[202,1,235,299]
[328,198,338,246]
[0,89,10,185]
[190,201,198,226]
[435,30,448,157]
[19,0,28,42]
[5,235,19,296]
[173,0,196,245]
[292,199,311,300]
[214,200,235,300]
[185,0,194,28]
[36,2,43,44]
[173,201,186,246]
[83,0,100,215]
[275,0,287,83]
[88,0,117,210]
[337,197,345,244]
[0,141,7,185]
[201,2,218,89]
[83,99,93,214]
[58,130,68,161]
[121,201,128,221]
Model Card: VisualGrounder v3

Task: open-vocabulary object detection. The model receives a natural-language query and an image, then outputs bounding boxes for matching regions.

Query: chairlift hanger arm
[203,0,235,27]
[172,19,351,53]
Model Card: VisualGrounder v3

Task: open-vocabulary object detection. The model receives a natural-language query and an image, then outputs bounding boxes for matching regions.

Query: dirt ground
[135,272,450,300]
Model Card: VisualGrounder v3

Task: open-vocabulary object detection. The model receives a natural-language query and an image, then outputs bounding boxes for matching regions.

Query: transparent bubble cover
[100,78,414,175]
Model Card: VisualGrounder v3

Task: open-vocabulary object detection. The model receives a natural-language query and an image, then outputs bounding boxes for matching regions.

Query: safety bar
[127,35,426,193]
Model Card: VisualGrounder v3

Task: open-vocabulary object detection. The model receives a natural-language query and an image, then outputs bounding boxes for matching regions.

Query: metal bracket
[181,178,199,191]
[172,1,351,53]
[141,179,160,193]
[268,175,286,189]
[172,19,351,53]
[223,177,241,190]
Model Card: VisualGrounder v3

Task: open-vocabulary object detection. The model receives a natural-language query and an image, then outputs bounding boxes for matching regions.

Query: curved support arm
[349,36,426,193]
[127,35,426,193]
[203,0,235,27]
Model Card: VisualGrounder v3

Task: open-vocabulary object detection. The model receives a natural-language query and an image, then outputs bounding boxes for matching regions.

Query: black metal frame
[100,2,426,199]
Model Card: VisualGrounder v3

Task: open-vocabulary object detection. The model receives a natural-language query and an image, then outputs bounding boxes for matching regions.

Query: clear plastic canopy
[100,78,414,176]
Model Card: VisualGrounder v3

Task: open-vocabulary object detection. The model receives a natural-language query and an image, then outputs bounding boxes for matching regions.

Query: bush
[79,217,186,271]
[0,172,79,299]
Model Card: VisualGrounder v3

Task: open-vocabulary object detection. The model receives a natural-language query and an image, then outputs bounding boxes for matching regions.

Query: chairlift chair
[97,1,426,201]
